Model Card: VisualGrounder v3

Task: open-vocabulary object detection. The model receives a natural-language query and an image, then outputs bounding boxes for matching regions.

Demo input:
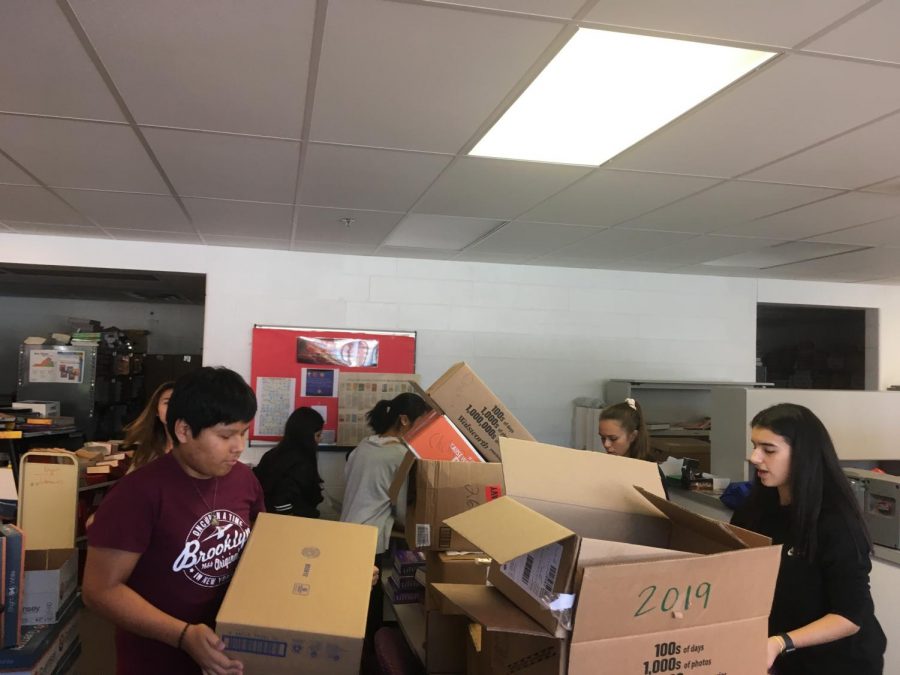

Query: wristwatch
[778,632,796,654]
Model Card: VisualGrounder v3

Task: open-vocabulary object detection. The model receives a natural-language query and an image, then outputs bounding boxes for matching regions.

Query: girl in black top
[254,406,325,518]
[731,403,885,674]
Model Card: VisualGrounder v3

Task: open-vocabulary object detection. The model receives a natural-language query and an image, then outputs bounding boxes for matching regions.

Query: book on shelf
[0,524,24,648]
[22,417,75,427]
[646,422,671,431]
[0,431,23,440]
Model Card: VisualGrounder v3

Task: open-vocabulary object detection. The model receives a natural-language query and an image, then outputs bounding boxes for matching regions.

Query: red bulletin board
[249,325,417,443]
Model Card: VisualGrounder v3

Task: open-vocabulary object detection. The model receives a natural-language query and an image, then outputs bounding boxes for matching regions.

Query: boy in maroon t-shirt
[84,367,265,675]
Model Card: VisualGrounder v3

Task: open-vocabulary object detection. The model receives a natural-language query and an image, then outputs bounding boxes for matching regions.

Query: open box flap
[18,450,78,550]
[443,496,575,564]
[388,451,417,505]
[576,538,698,570]
[431,583,554,637]
[501,439,666,516]
[571,545,781,644]
[635,487,770,553]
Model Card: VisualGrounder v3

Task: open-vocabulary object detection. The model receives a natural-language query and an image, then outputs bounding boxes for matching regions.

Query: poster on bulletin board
[249,325,417,444]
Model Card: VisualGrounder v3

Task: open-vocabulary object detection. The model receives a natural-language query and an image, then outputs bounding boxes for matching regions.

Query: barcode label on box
[415,524,431,548]
[501,542,563,602]
[223,635,287,658]
[438,526,453,549]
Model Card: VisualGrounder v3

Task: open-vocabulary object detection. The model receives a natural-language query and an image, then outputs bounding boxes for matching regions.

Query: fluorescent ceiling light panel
[470,29,776,166]
[384,214,503,250]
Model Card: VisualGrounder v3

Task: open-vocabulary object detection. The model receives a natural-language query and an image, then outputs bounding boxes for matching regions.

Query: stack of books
[388,550,426,604]
[70,331,101,346]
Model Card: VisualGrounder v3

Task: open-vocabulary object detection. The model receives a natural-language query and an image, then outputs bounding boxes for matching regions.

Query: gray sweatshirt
[339,435,408,554]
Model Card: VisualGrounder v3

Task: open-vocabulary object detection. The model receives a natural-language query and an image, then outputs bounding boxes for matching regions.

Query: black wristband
[177,622,191,650]
[778,632,796,654]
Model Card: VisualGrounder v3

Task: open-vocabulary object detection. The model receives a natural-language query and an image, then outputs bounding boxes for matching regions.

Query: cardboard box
[424,611,468,674]
[403,411,485,463]
[22,549,78,626]
[435,585,566,675]
[0,598,80,673]
[439,438,781,675]
[216,513,377,675]
[424,551,490,610]
[10,402,60,418]
[18,450,78,551]
[389,453,504,551]
[419,363,535,463]
[650,437,711,474]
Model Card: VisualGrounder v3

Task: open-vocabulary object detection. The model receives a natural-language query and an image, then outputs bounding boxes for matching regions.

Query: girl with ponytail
[599,398,667,496]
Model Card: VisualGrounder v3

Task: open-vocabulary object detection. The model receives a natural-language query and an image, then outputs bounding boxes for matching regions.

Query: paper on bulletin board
[28,349,85,384]
[337,372,420,446]
[254,377,296,437]
[300,368,339,397]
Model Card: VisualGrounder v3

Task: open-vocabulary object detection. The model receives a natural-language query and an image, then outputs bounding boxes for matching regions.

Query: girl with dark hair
[599,398,668,496]
[253,406,325,518]
[340,392,429,657]
[731,403,885,674]
[123,381,175,472]
[340,392,430,551]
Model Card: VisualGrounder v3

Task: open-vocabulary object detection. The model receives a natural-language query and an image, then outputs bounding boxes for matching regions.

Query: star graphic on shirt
[201,523,235,543]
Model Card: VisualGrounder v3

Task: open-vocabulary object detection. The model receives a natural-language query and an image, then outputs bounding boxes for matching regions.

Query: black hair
[745,403,871,559]
[599,399,652,461]
[366,392,429,436]
[277,406,324,462]
[166,366,257,442]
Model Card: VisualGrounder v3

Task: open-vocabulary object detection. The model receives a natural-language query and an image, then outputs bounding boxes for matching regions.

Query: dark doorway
[757,303,871,390]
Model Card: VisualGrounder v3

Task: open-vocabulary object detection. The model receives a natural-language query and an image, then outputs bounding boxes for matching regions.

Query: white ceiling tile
[522,170,717,227]
[414,157,591,219]
[182,198,293,239]
[760,246,900,282]
[466,221,596,256]
[310,0,560,152]
[717,191,900,238]
[622,180,839,233]
[293,205,404,245]
[106,228,203,244]
[583,0,865,47]
[608,55,900,178]
[423,0,585,20]
[204,235,291,251]
[630,234,787,266]
[0,185,88,225]
[745,112,900,189]
[56,189,193,232]
[0,153,37,186]
[808,216,900,246]
[5,221,107,238]
[143,128,299,203]
[299,145,451,212]
[384,214,502,250]
[453,251,532,264]
[862,177,900,195]
[535,228,694,263]
[69,0,315,137]
[0,115,167,192]
[376,246,458,261]
[805,2,900,64]
[0,1,125,121]
[701,241,863,268]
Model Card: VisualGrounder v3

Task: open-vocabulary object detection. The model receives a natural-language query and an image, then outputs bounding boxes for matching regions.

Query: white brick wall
[3,232,900,446]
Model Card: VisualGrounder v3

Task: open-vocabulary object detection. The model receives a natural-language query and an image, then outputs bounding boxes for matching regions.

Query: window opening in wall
[756,303,874,391]
[0,263,206,440]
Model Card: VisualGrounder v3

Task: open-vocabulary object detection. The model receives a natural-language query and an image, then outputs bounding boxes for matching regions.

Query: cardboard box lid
[431,583,552,637]
[443,496,575,565]
[500,439,670,546]
[571,545,781,644]
[17,450,78,550]
[216,513,378,639]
